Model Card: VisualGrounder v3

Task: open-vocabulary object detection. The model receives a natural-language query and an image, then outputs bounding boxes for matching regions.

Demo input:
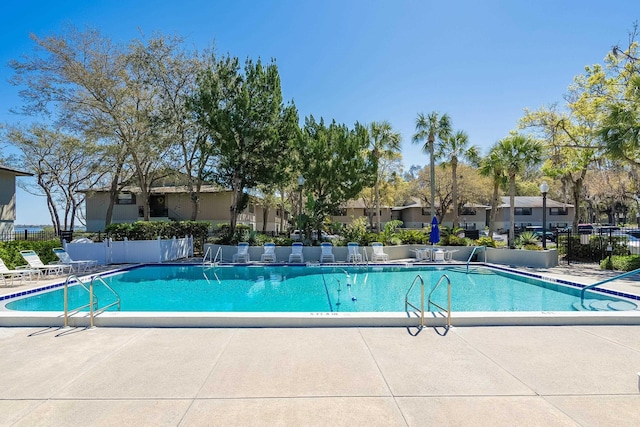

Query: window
[460,207,477,215]
[549,207,569,215]
[514,207,532,216]
[421,207,429,216]
[248,204,255,213]
[116,193,136,205]
[336,208,347,216]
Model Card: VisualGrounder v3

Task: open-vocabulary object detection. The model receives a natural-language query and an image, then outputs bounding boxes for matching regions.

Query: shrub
[0,240,61,269]
[397,229,429,245]
[475,236,496,248]
[600,255,640,271]
[515,231,540,249]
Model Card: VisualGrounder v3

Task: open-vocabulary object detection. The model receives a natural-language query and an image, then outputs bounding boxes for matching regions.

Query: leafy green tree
[435,130,479,227]
[479,146,506,239]
[494,134,543,247]
[295,116,376,239]
[412,112,452,219]
[4,124,101,233]
[189,55,298,236]
[368,121,402,232]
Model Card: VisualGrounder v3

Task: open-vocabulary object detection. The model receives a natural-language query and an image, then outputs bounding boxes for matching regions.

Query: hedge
[0,240,61,270]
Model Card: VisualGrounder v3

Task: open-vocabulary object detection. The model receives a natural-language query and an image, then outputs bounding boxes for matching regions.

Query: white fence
[63,236,193,265]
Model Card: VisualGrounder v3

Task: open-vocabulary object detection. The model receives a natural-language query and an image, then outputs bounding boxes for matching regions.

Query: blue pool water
[3,265,634,313]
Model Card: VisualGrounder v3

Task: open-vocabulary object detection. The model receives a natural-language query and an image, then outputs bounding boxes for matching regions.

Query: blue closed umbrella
[429,216,440,244]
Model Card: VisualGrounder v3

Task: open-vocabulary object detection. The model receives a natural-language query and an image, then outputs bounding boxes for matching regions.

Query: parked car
[578,224,594,234]
[525,226,556,243]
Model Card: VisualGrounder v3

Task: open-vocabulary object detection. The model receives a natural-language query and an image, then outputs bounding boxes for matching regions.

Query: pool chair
[260,242,277,263]
[370,242,389,262]
[319,242,335,263]
[0,257,39,286]
[288,242,304,263]
[346,242,363,263]
[19,250,72,276]
[53,248,98,273]
[232,242,250,263]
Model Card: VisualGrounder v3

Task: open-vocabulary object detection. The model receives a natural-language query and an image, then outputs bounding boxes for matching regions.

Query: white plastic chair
[288,242,304,263]
[53,248,97,273]
[19,250,71,276]
[319,242,335,263]
[370,242,389,262]
[260,242,276,263]
[232,242,250,263]
[347,242,363,263]
[1,257,39,286]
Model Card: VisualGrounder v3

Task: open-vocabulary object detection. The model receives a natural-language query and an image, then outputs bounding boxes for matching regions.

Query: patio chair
[346,242,363,263]
[232,242,250,263]
[53,248,98,273]
[370,242,389,262]
[1,257,39,286]
[288,242,304,263]
[319,242,335,263]
[260,242,277,263]
[19,250,72,276]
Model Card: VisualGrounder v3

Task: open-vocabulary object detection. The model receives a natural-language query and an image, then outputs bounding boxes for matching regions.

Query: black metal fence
[557,226,640,264]
[0,230,69,243]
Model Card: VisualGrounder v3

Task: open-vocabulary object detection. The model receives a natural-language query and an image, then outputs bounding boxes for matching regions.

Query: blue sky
[1,0,638,225]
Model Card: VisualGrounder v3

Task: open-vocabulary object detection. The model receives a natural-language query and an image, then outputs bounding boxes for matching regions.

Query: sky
[1,0,639,225]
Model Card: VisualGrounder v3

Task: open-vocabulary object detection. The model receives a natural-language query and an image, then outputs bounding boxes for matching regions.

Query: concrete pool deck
[0,262,639,425]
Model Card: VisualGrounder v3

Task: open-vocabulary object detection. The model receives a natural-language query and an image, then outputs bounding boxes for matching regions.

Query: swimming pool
[1,264,639,329]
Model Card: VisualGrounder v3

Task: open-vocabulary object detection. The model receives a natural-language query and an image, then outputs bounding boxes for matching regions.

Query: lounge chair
[346,242,363,263]
[19,250,72,276]
[319,242,335,263]
[1,257,39,286]
[232,242,250,263]
[53,248,98,273]
[260,242,276,263]
[370,242,389,262]
[288,242,304,263]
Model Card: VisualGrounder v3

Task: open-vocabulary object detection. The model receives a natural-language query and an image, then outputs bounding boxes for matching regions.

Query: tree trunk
[262,206,269,234]
[375,178,381,233]
[451,157,459,228]
[509,174,516,247]
[488,179,500,238]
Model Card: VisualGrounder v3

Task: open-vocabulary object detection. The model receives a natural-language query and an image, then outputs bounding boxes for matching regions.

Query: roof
[81,184,228,194]
[499,196,574,208]
[0,165,33,177]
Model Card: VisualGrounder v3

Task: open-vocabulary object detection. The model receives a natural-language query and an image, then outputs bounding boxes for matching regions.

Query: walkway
[1,325,639,426]
[1,262,639,425]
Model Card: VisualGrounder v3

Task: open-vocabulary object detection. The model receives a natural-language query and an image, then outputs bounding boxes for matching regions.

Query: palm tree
[494,134,543,247]
[412,112,452,218]
[436,130,479,227]
[369,121,401,232]
[479,144,506,239]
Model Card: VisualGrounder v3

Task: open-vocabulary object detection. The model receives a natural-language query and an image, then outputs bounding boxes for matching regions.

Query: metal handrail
[90,275,121,324]
[427,274,452,328]
[466,246,486,273]
[580,267,640,304]
[405,274,425,329]
[63,275,95,328]
[203,246,222,265]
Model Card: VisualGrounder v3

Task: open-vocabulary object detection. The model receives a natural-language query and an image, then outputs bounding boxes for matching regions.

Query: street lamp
[297,175,305,238]
[539,181,549,250]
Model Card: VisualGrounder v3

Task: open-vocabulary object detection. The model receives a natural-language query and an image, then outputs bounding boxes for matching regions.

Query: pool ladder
[63,274,121,328]
[203,246,222,265]
[405,274,452,329]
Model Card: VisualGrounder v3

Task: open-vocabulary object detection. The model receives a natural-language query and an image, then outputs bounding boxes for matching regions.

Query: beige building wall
[0,172,17,234]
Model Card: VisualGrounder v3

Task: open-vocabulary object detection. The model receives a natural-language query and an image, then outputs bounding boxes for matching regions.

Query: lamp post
[297,175,305,238]
[539,181,549,250]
